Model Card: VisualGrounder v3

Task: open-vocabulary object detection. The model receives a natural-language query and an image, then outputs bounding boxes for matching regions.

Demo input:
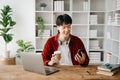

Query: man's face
[57,23,71,38]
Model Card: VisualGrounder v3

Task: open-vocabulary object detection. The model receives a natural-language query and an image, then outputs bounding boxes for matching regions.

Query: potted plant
[16,40,35,64]
[36,16,45,38]
[0,5,16,59]
[40,3,47,11]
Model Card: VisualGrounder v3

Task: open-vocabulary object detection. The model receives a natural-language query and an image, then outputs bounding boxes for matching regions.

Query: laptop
[21,52,59,75]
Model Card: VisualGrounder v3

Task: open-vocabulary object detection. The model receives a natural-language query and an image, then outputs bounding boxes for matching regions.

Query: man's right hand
[48,54,59,66]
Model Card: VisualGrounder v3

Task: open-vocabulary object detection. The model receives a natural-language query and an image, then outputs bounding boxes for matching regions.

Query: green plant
[0,5,16,53]
[16,40,35,58]
[36,16,45,37]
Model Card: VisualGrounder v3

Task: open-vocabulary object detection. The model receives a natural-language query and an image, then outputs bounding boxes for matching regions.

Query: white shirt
[58,42,73,65]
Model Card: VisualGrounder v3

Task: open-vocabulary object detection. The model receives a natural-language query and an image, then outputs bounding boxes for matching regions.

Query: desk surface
[0,65,120,80]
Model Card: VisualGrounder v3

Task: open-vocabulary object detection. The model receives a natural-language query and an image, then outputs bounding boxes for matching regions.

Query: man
[42,14,89,66]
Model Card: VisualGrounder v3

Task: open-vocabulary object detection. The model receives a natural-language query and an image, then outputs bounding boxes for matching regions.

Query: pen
[86,71,91,75]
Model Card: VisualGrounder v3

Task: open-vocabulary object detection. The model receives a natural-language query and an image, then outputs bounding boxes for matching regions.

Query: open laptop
[21,52,59,75]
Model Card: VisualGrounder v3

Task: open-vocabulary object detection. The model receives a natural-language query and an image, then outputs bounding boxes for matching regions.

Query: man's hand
[48,54,59,66]
[74,52,86,64]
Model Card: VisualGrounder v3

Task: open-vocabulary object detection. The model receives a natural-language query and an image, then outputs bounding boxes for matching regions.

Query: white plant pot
[2,50,10,59]
[15,52,23,65]
[40,7,45,11]
[16,57,22,65]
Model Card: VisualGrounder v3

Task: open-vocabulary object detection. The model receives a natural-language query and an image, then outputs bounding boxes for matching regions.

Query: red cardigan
[42,33,89,66]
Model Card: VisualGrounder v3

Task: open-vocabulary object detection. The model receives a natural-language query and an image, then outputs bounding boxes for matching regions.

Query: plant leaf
[16,40,35,53]
[10,21,16,26]
[0,28,12,33]
[3,34,13,43]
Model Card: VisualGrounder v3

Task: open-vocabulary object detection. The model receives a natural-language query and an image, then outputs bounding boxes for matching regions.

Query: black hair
[56,14,72,26]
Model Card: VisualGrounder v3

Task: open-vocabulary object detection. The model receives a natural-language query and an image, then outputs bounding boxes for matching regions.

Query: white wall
[0,0,35,57]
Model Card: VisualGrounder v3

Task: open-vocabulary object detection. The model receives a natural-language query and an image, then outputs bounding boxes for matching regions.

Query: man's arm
[42,38,52,65]
[76,38,89,66]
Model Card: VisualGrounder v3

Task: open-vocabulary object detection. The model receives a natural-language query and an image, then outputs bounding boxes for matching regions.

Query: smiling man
[42,14,89,66]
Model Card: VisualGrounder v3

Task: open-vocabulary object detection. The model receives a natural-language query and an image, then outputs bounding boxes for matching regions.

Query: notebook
[21,52,59,75]
[98,64,120,71]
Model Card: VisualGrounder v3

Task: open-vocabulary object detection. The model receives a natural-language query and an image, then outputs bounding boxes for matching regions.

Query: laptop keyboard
[45,69,51,73]
[45,67,54,74]
[45,67,58,74]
